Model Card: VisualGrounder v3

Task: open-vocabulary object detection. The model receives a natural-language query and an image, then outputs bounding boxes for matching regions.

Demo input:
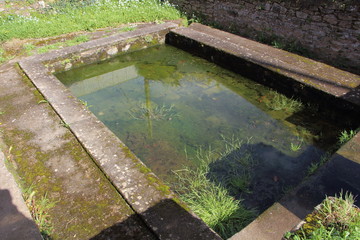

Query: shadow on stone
[0,189,41,240]
[90,198,221,240]
[207,143,324,213]
[280,152,360,219]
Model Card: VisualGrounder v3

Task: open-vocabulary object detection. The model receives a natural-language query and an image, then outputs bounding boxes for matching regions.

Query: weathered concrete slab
[0,62,157,239]
[229,202,302,240]
[18,23,221,240]
[167,23,360,116]
[0,151,42,240]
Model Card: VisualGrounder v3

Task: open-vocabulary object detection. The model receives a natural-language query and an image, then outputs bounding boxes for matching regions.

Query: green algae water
[56,45,346,218]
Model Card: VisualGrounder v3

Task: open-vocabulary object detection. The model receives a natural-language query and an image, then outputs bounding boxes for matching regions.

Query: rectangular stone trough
[19,22,360,239]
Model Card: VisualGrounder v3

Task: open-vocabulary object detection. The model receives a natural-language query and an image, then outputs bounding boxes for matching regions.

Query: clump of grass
[290,138,303,152]
[0,0,182,42]
[338,129,357,145]
[284,191,360,240]
[22,185,56,239]
[0,47,6,63]
[173,137,256,238]
[307,152,331,176]
[0,47,13,63]
[263,91,303,112]
[128,102,179,120]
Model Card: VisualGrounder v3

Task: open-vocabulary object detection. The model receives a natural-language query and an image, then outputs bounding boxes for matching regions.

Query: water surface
[57,45,344,211]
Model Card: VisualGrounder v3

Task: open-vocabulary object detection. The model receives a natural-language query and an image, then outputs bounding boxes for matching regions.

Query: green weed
[79,99,92,109]
[37,99,48,104]
[338,129,356,145]
[307,152,331,176]
[22,185,56,238]
[128,102,179,121]
[307,162,319,176]
[60,120,70,129]
[284,191,360,240]
[23,43,36,55]
[263,91,303,112]
[290,139,303,152]
[173,136,256,238]
[0,47,13,63]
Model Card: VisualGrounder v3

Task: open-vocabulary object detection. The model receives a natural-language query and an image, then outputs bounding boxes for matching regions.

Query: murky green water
[57,45,345,212]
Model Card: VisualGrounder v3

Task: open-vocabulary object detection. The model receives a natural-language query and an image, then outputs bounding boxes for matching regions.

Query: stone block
[311,15,322,22]
[271,3,281,14]
[338,20,352,28]
[296,11,308,19]
[323,14,338,25]
[264,3,271,11]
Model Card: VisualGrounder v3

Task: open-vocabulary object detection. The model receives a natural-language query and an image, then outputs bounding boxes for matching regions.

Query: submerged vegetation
[128,102,179,120]
[290,138,303,152]
[263,91,303,112]
[284,191,360,240]
[173,136,256,239]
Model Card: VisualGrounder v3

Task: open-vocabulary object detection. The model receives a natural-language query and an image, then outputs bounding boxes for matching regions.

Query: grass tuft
[338,129,357,145]
[22,185,56,239]
[284,191,360,240]
[173,136,256,239]
[263,91,303,112]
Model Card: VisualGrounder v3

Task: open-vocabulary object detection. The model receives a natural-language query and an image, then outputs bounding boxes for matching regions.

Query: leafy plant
[60,120,70,128]
[263,91,303,112]
[128,102,179,121]
[22,185,56,239]
[290,139,303,152]
[79,99,92,108]
[173,136,256,238]
[284,191,360,240]
[338,130,356,145]
[37,99,48,104]
[307,152,331,176]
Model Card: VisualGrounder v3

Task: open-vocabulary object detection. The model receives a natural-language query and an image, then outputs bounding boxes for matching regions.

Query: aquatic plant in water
[290,138,303,152]
[128,102,179,121]
[263,91,303,112]
[172,136,256,239]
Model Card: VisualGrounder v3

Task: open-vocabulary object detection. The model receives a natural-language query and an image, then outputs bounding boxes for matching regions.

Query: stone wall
[170,0,360,74]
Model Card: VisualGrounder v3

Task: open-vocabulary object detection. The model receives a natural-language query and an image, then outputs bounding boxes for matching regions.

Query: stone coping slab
[167,23,360,116]
[19,23,221,240]
[0,62,157,239]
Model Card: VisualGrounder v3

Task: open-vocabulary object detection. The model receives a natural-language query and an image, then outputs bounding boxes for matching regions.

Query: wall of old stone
[170,0,360,74]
